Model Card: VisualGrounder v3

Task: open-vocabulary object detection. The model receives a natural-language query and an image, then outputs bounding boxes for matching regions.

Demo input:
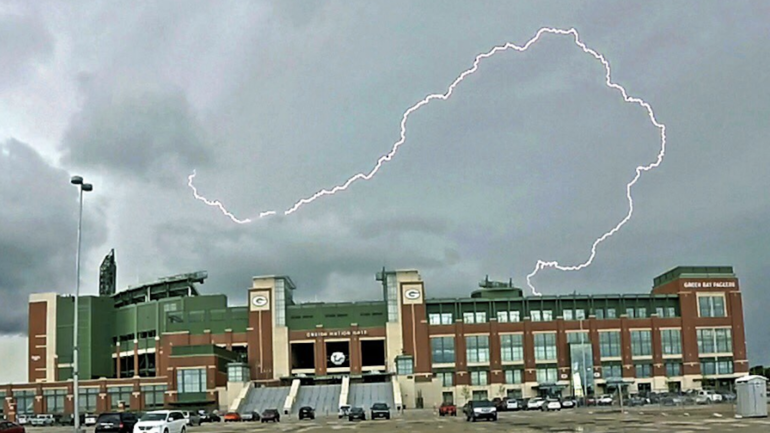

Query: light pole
[71,176,92,433]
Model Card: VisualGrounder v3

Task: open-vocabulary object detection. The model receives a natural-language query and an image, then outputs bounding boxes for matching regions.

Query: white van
[696,389,723,404]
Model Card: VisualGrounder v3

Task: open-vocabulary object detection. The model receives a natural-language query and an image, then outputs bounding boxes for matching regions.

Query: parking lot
[18,405,770,433]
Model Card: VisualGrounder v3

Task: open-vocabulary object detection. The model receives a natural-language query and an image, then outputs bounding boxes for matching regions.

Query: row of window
[429,306,684,325]
[431,328,730,364]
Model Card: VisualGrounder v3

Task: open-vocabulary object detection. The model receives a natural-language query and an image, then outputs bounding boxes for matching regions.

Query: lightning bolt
[188,27,666,296]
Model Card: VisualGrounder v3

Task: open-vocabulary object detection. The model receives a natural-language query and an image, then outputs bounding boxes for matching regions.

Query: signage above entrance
[683,281,736,289]
[306,329,368,338]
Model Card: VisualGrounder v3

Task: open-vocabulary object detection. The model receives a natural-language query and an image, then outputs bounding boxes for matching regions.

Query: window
[466,335,490,363]
[531,310,541,322]
[699,295,726,317]
[602,362,622,378]
[228,364,249,382]
[429,312,453,325]
[396,356,414,375]
[595,309,604,319]
[431,337,455,364]
[626,308,635,318]
[500,334,523,362]
[497,311,509,323]
[697,328,732,355]
[79,388,98,412]
[470,370,488,386]
[141,385,167,409]
[504,369,523,384]
[606,308,616,319]
[534,333,557,361]
[543,310,553,321]
[108,386,133,409]
[437,372,454,387]
[567,332,589,344]
[655,307,664,317]
[701,358,733,375]
[665,362,682,377]
[637,308,647,318]
[635,363,652,378]
[176,369,206,394]
[472,390,488,400]
[575,309,585,320]
[442,391,454,404]
[463,312,487,324]
[563,310,573,321]
[510,311,521,322]
[44,389,66,413]
[630,330,652,357]
[14,390,34,414]
[661,329,682,355]
[536,366,558,383]
[599,331,621,358]
[666,307,676,318]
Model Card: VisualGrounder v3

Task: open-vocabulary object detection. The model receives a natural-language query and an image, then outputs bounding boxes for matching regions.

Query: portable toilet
[735,375,767,418]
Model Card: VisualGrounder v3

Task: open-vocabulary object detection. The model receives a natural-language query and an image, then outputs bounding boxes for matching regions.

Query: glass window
[665,362,682,377]
[504,369,523,384]
[699,295,727,318]
[176,369,206,394]
[666,307,676,318]
[531,310,542,322]
[466,335,490,363]
[661,329,682,355]
[470,370,488,386]
[14,390,34,414]
[595,309,604,319]
[437,372,454,387]
[542,310,553,321]
[630,330,652,357]
[44,389,66,414]
[536,366,558,383]
[442,392,454,404]
[463,312,475,324]
[431,337,455,364]
[108,386,133,409]
[141,385,167,409]
[396,357,414,375]
[599,331,621,358]
[697,328,732,355]
[602,362,622,378]
[700,358,733,375]
[78,388,98,412]
[497,311,508,323]
[429,313,441,325]
[472,390,488,400]
[441,313,453,325]
[567,332,589,344]
[637,308,647,318]
[626,308,635,318]
[575,309,586,320]
[655,307,664,317]
[563,309,573,321]
[635,363,652,378]
[607,308,616,319]
[510,311,521,322]
[500,334,523,362]
[534,333,557,361]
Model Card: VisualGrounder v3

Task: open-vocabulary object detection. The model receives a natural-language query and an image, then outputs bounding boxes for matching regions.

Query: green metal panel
[286,301,387,331]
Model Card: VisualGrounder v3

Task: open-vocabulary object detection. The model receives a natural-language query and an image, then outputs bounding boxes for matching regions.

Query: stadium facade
[0,263,748,420]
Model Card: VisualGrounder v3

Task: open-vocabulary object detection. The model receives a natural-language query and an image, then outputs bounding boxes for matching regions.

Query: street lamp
[71,176,92,433]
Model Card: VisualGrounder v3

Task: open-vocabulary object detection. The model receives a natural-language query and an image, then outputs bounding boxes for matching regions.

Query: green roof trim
[653,266,735,288]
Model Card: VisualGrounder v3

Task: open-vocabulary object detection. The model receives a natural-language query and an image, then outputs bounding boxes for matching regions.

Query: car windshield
[263,410,276,415]
[473,400,493,407]
[141,413,167,422]
[97,414,121,423]
[351,407,364,413]
[372,404,388,410]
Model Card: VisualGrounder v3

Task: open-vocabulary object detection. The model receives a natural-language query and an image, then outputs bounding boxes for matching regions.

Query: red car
[439,402,457,416]
[0,421,25,433]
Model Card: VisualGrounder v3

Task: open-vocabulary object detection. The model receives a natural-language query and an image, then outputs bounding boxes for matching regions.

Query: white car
[338,405,351,419]
[542,399,562,411]
[134,410,188,433]
[84,414,98,426]
[597,395,614,406]
[30,415,55,426]
[505,399,519,411]
[526,398,546,410]
[696,390,723,404]
[16,415,29,426]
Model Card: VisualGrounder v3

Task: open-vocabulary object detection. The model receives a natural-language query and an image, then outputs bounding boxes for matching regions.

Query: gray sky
[1,1,769,383]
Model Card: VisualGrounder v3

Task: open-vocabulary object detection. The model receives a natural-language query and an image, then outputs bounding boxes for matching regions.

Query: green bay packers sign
[402,283,423,305]
[249,290,270,311]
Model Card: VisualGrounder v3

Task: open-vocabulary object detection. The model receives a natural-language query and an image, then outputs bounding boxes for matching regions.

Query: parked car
[560,397,576,409]
[298,407,315,421]
[14,416,28,426]
[180,412,200,426]
[238,412,259,422]
[597,395,614,406]
[84,414,99,426]
[628,395,647,406]
[505,398,521,410]
[30,415,55,427]
[543,398,562,411]
[222,413,241,423]
[0,420,25,433]
[696,390,723,404]
[526,397,546,410]
[197,412,220,423]
[720,392,737,402]
[133,411,187,433]
[370,403,390,420]
[260,409,280,423]
[348,407,366,421]
[96,412,139,433]
[338,405,351,419]
[463,400,497,422]
[439,402,457,416]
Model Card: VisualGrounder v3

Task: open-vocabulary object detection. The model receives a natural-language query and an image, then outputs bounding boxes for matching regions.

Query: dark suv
[95,413,139,433]
[463,400,497,422]
[298,406,315,420]
[370,403,390,420]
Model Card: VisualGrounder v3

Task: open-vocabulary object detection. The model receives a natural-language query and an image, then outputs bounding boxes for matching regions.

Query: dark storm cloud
[61,85,212,181]
[0,139,108,333]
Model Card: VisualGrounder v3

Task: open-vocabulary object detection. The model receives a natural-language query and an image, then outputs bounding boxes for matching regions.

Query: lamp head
[82,183,93,192]
[71,176,83,185]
